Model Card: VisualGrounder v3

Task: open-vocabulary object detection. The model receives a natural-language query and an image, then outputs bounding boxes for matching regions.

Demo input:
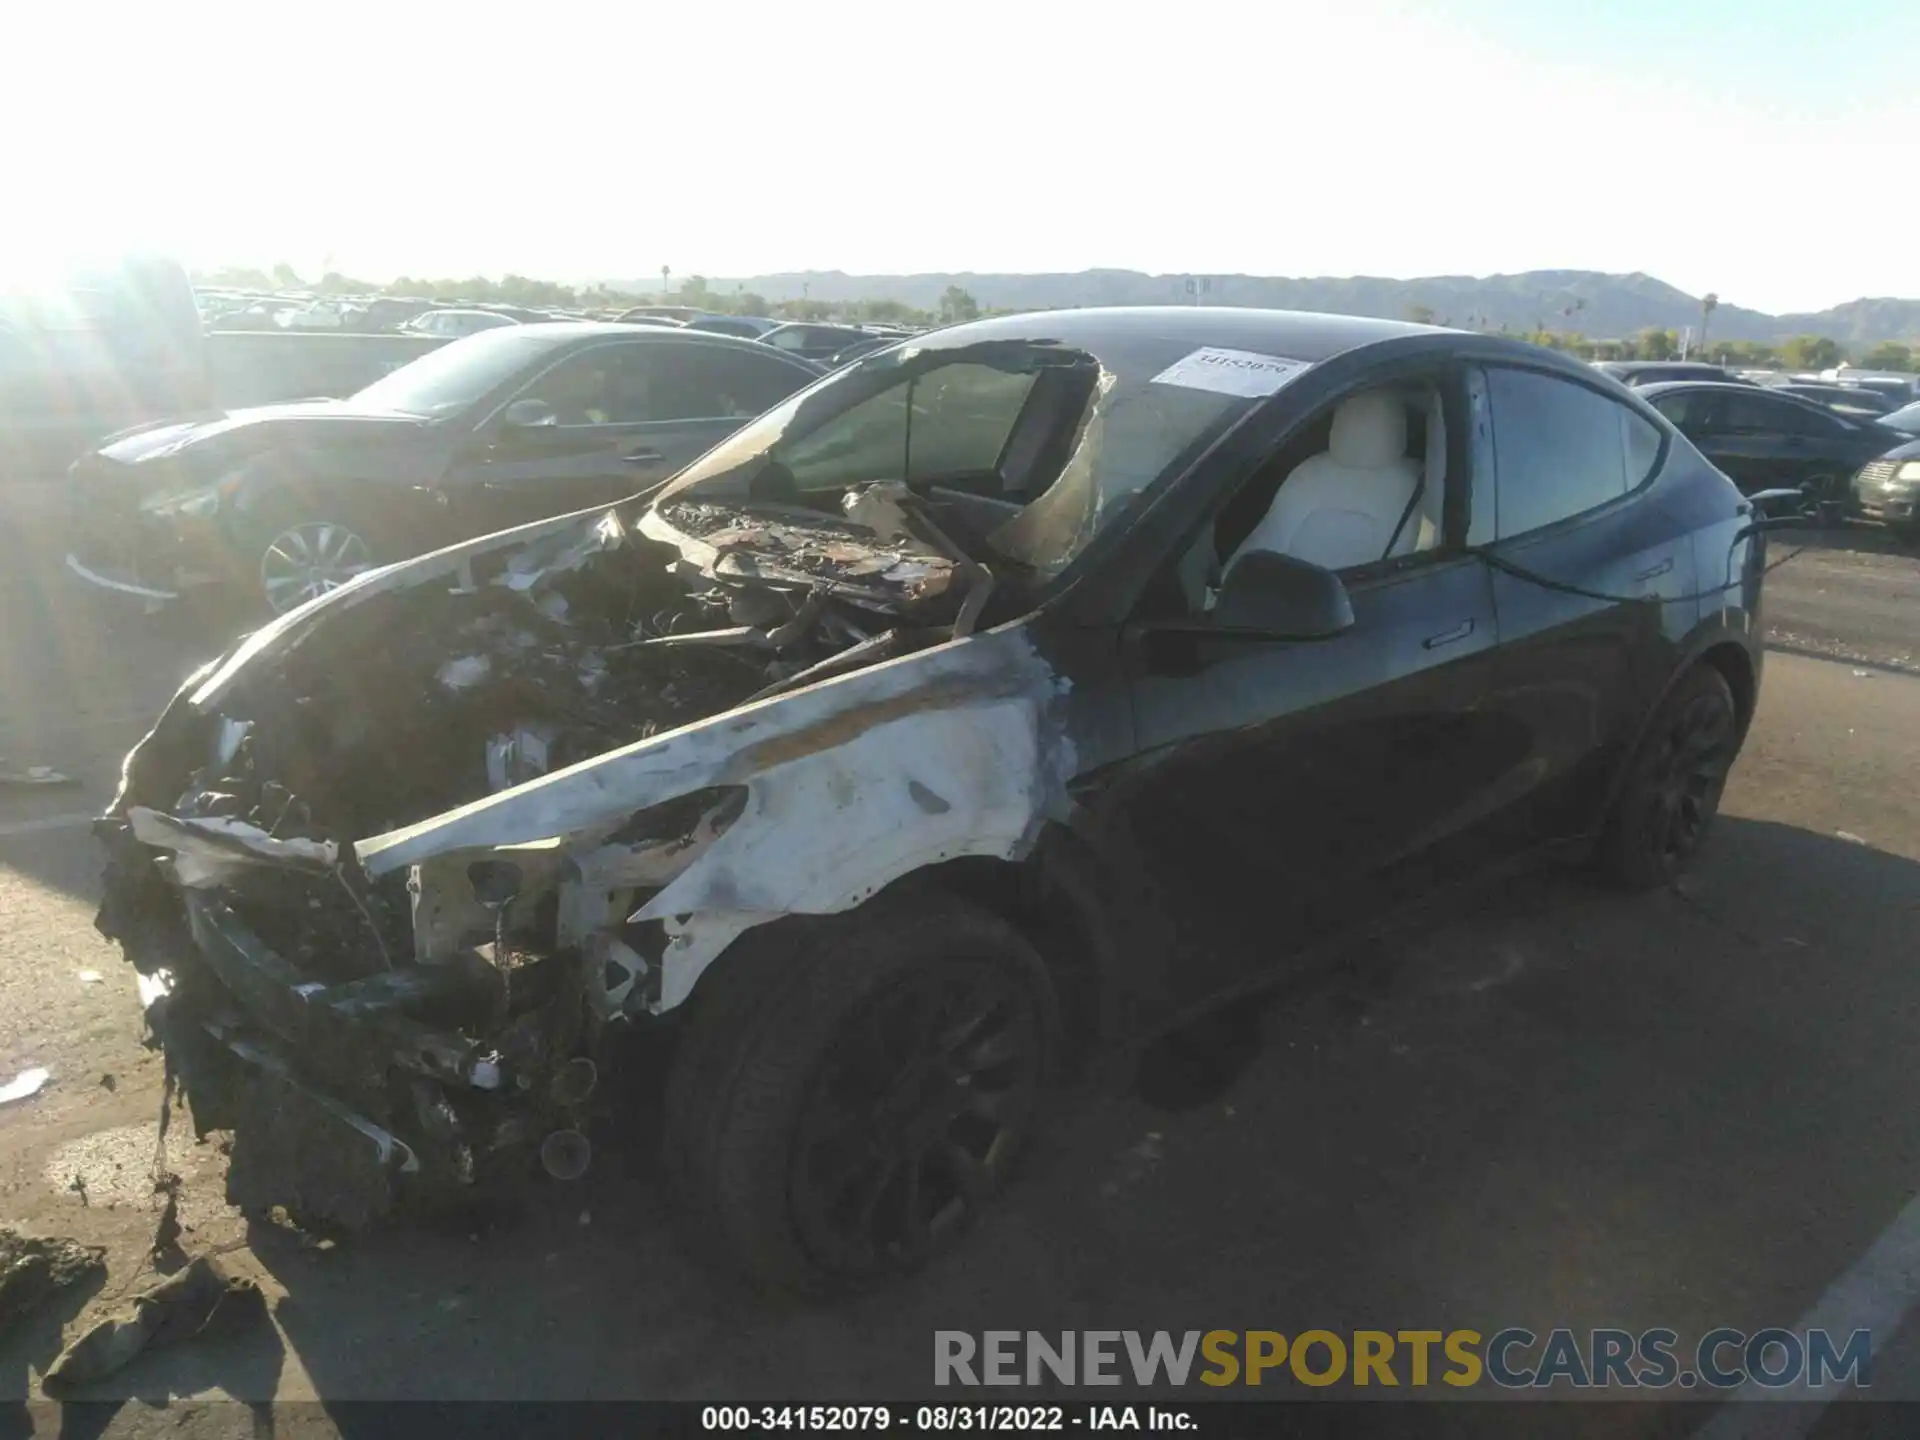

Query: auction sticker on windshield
[1149,347,1312,399]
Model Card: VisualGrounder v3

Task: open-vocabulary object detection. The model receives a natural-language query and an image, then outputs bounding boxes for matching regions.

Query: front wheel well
[1697,641,1757,736]
[866,849,1114,1072]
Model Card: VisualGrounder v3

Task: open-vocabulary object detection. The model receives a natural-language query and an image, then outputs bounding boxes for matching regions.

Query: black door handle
[1422,618,1475,650]
[621,448,665,465]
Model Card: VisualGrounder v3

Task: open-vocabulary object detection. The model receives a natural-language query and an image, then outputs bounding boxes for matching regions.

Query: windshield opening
[651,332,1268,578]
[347,328,563,419]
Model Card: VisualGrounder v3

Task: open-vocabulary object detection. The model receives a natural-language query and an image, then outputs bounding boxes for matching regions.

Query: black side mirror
[501,397,558,429]
[1213,550,1355,639]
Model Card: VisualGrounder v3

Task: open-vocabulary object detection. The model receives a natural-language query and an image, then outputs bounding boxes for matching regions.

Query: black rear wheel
[1597,665,1742,889]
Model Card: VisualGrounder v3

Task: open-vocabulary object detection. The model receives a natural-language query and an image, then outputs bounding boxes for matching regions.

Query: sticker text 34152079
[1148,347,1312,399]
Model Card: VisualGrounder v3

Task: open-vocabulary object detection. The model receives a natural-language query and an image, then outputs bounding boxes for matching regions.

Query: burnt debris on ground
[42,1255,267,1390]
[0,1229,106,1336]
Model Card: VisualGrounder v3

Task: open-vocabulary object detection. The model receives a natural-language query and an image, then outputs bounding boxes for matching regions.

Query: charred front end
[93,500,979,1229]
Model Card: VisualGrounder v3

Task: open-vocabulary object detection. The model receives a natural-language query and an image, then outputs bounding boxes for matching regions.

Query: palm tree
[1700,293,1719,349]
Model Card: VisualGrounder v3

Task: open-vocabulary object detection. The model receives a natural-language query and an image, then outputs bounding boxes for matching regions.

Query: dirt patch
[42,1121,237,1230]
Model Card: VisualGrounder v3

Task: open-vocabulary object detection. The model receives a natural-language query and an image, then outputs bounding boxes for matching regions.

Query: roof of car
[1635,380,1783,394]
[919,306,1445,364]
[1599,360,1728,371]
[486,320,826,368]
[762,320,869,335]
[1634,380,1880,417]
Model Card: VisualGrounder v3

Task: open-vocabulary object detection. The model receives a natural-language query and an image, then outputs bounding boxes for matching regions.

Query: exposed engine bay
[91,482,1066,1231]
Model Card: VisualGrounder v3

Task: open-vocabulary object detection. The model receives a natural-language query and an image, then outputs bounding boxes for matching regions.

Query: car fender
[1594,596,1763,831]
[350,624,1080,1014]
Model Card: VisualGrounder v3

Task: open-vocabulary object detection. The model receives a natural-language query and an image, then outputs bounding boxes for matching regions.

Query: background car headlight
[1896,461,1920,484]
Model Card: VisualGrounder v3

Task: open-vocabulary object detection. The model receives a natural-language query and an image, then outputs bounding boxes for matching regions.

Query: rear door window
[1720,394,1791,435]
[1650,389,1718,438]
[1487,367,1651,538]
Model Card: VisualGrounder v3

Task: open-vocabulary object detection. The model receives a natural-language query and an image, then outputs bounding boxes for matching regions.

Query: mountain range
[647,269,1920,346]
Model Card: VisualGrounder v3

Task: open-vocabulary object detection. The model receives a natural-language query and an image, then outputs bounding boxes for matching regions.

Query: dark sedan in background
[65,323,822,613]
[1637,380,1906,522]
[1594,360,1754,388]
[1771,382,1895,418]
[757,321,876,363]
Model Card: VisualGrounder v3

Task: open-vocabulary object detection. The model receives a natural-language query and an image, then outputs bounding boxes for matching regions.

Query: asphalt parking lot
[2,479,1917,1436]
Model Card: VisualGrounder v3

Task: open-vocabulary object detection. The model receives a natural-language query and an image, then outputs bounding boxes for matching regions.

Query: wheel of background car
[256,518,379,615]
[1800,474,1845,527]
[1596,665,1741,890]
[661,892,1054,1292]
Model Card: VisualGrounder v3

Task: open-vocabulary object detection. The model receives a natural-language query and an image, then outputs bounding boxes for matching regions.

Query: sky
[3,0,1915,313]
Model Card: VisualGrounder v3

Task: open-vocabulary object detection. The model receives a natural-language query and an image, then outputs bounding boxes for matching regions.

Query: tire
[1801,475,1845,528]
[1596,665,1742,890]
[662,893,1055,1293]
[241,494,382,616]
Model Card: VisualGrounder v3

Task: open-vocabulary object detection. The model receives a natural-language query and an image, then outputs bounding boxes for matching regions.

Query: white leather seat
[1226,389,1423,575]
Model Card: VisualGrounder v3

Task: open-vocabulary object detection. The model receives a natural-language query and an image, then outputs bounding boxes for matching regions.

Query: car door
[1716,390,1841,493]
[1476,364,1696,848]
[446,340,813,533]
[1647,388,1775,494]
[1109,372,1513,1007]
[1766,396,1886,502]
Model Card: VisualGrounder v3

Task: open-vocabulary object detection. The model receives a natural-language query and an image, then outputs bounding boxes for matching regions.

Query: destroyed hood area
[93,483,1076,1230]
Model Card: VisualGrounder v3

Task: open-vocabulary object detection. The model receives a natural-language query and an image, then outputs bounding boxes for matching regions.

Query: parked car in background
[683,315,777,339]
[1877,399,1920,438]
[361,297,437,332]
[1770,382,1895,417]
[477,304,558,325]
[615,305,703,324]
[1595,360,1753,388]
[94,308,1776,1287]
[207,297,306,331]
[278,300,364,330]
[825,333,904,368]
[65,323,822,613]
[1849,437,1920,542]
[2,252,211,480]
[1639,380,1904,519]
[758,321,874,363]
[401,308,523,339]
[1827,374,1920,403]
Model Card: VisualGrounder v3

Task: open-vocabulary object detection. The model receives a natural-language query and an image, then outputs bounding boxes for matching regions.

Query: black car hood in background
[96,400,434,465]
[84,400,444,496]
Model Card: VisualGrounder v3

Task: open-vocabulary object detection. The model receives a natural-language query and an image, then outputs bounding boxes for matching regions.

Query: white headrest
[1328,390,1408,469]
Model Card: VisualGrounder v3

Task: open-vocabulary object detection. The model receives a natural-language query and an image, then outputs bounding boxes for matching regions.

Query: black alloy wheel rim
[1643,689,1737,868]
[790,961,1042,1274]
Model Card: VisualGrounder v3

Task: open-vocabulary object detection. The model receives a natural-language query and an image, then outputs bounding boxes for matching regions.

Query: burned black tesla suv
[96,308,1775,1288]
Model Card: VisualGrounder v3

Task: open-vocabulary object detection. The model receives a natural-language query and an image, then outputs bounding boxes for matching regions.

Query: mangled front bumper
[95,807,603,1229]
